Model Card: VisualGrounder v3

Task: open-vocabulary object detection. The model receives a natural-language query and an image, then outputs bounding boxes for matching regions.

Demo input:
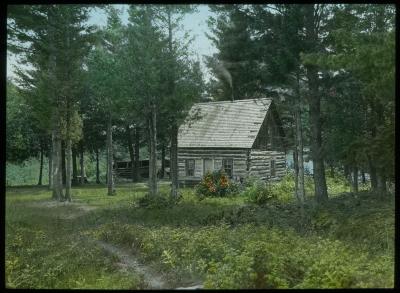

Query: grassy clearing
[5,185,146,289]
[6,153,108,186]
[5,175,394,289]
[6,158,50,186]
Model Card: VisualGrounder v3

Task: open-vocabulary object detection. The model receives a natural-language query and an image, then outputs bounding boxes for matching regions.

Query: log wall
[178,148,248,184]
[249,149,286,181]
[178,148,286,184]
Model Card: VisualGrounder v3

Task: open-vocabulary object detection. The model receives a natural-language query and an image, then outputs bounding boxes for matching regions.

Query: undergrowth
[6,176,394,289]
[5,187,144,289]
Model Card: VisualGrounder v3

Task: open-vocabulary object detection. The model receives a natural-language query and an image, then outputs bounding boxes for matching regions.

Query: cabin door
[203,158,213,175]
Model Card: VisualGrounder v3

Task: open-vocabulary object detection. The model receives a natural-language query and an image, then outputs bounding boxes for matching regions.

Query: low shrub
[244,170,351,203]
[136,192,181,209]
[243,180,277,205]
[203,229,394,289]
[325,172,351,195]
[6,178,394,289]
[242,172,315,204]
[195,170,239,198]
[89,210,394,289]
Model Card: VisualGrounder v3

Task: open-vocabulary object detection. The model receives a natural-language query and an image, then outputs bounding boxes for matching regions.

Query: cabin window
[203,158,213,175]
[270,159,276,177]
[186,159,195,176]
[222,159,233,178]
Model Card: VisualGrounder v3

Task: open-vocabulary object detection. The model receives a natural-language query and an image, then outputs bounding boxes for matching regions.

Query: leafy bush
[195,170,239,198]
[83,188,394,289]
[6,180,394,289]
[136,192,181,209]
[241,172,317,205]
[325,172,351,195]
[308,192,395,253]
[242,170,351,204]
[94,221,393,289]
[243,180,277,205]
[203,228,394,289]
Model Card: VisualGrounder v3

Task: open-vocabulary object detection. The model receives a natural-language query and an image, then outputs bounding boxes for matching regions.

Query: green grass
[5,176,394,289]
[5,147,153,187]
[5,185,146,289]
[6,153,108,187]
[6,158,50,186]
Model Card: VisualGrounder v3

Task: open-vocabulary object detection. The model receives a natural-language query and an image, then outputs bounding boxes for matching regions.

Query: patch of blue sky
[7,4,216,82]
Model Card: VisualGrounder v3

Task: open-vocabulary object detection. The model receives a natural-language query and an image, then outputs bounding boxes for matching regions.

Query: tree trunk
[166,9,178,197]
[38,142,44,186]
[377,174,387,194]
[373,78,387,194]
[80,142,85,185]
[48,149,53,190]
[329,164,334,178]
[308,72,328,203]
[127,125,135,182]
[134,126,140,182]
[344,164,350,181]
[51,130,57,198]
[72,146,78,184]
[351,166,358,193]
[148,104,158,197]
[56,132,64,200]
[361,170,366,184]
[96,148,100,184]
[296,112,306,208]
[107,115,115,195]
[53,125,64,201]
[293,148,299,197]
[170,123,179,198]
[160,144,165,179]
[368,97,382,193]
[82,159,86,180]
[61,140,66,185]
[304,5,328,203]
[65,138,72,201]
[295,71,305,209]
[64,16,72,201]
[368,155,378,191]
[47,15,55,194]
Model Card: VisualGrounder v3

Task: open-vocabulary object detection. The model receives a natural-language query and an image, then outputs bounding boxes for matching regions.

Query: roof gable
[178,98,272,148]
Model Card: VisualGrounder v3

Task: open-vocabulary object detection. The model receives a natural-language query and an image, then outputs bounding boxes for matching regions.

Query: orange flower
[219,175,229,188]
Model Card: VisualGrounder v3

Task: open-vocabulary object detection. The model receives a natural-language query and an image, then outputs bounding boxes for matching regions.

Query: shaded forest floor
[5,181,394,289]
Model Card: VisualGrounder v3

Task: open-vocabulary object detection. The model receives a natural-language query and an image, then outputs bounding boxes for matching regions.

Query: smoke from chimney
[215,60,233,101]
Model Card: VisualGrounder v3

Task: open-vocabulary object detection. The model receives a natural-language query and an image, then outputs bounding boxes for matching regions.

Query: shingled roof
[178,98,272,148]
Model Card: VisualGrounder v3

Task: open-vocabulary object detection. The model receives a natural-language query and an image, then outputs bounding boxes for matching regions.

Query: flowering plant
[195,170,238,198]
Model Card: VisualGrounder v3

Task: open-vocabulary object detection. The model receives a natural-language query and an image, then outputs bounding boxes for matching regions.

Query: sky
[7,5,217,82]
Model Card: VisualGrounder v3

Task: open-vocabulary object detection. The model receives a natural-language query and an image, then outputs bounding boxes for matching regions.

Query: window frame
[185,159,195,177]
[222,158,233,178]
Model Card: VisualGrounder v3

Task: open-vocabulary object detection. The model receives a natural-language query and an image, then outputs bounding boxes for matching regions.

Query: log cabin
[177,98,286,186]
[113,159,170,179]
